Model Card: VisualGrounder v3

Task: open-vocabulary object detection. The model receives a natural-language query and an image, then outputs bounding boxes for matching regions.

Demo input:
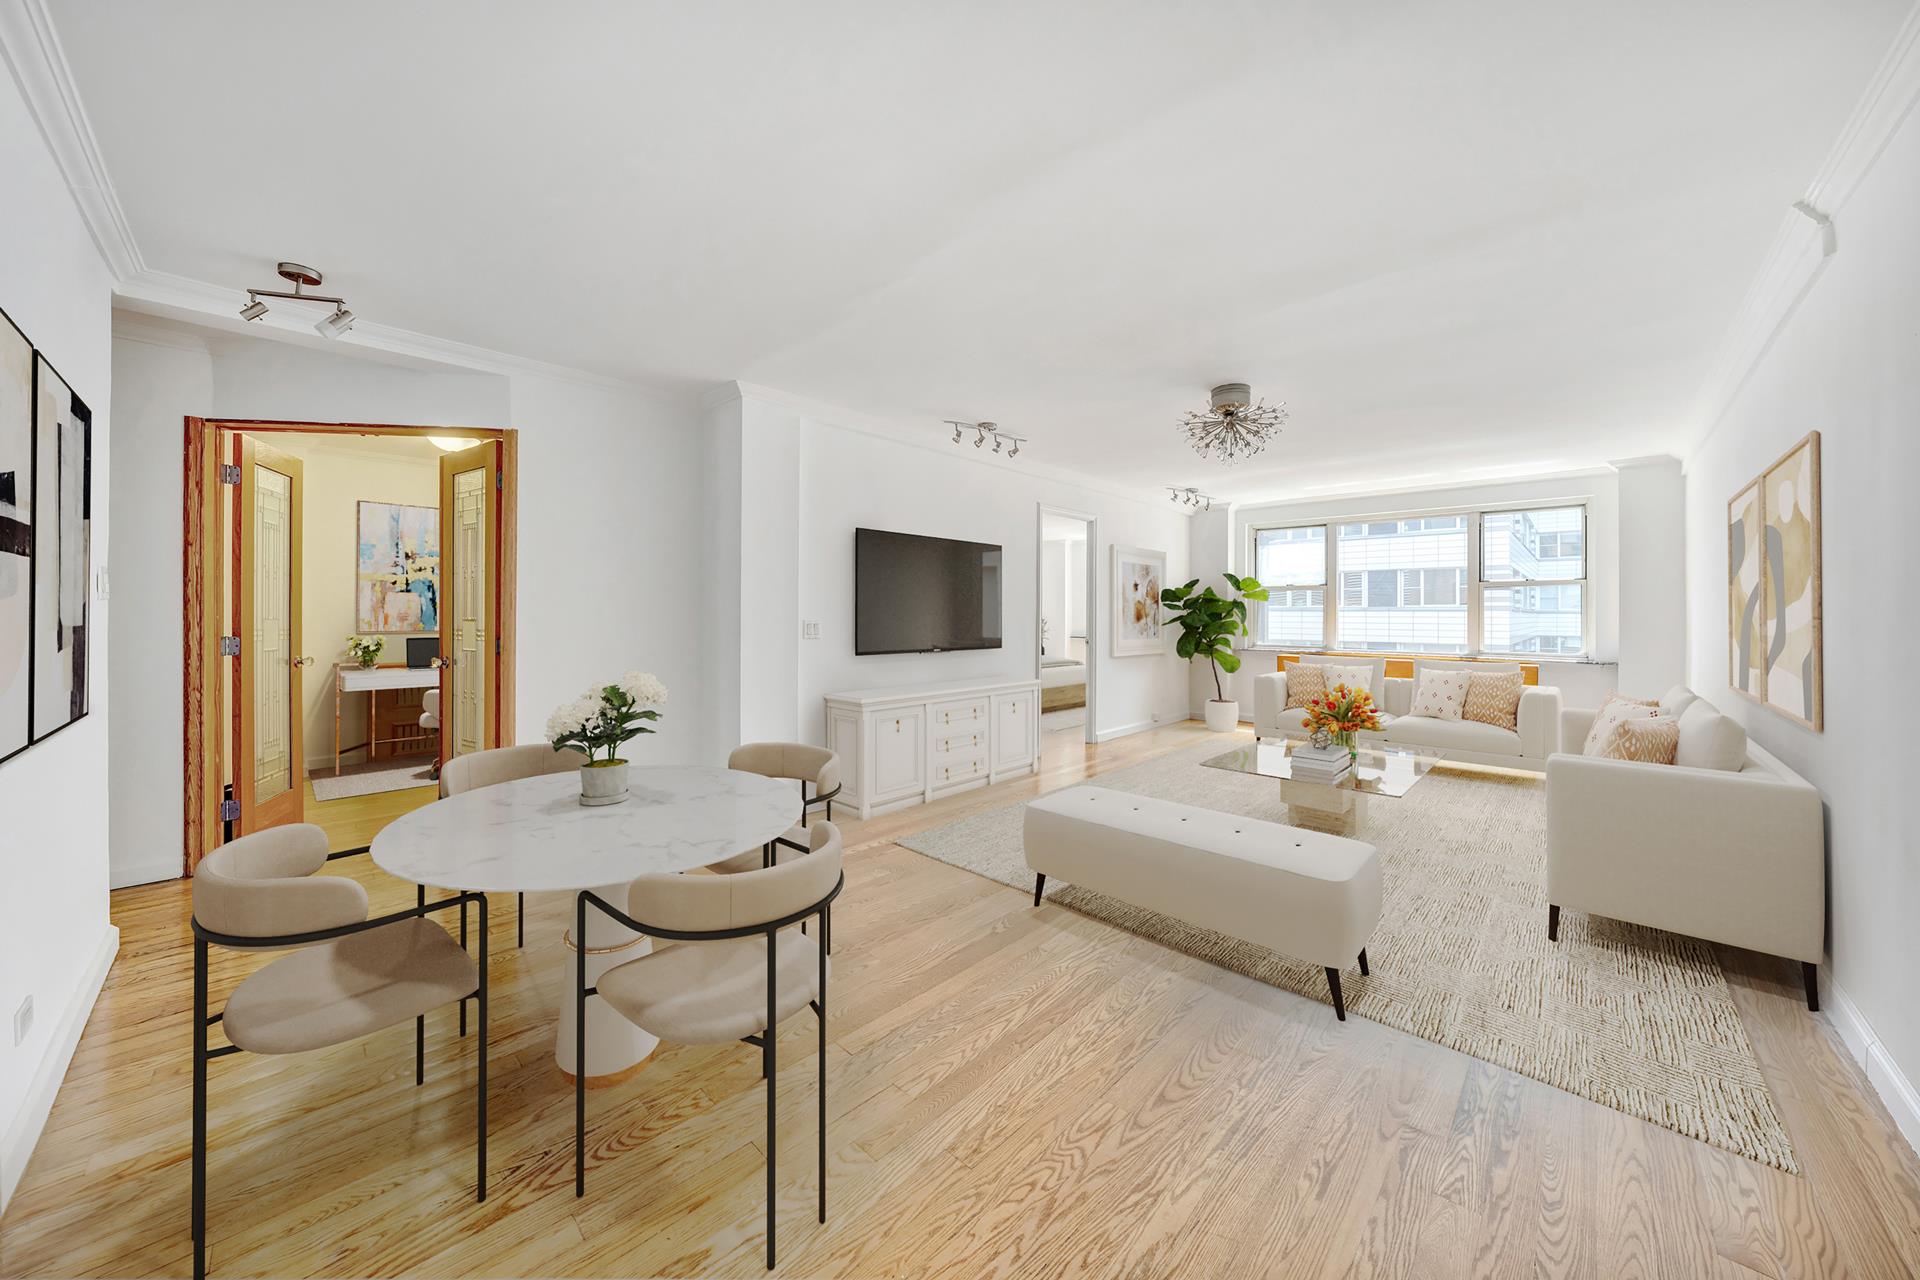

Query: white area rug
[897,735,1799,1173]
[310,759,436,802]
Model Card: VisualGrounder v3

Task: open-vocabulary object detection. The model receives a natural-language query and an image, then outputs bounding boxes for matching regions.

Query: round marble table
[371,765,799,1077]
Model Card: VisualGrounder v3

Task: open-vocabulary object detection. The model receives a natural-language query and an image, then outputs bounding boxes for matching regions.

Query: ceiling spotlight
[316,306,355,338]
[238,298,268,322]
[974,426,986,448]
[1008,440,1019,457]
[993,434,1003,454]
[951,423,963,443]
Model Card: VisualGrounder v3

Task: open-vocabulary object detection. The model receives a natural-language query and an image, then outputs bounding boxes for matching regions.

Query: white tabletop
[370,766,800,892]
[338,665,441,692]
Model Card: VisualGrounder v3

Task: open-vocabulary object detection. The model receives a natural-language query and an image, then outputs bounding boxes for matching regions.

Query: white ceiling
[48,1,1906,501]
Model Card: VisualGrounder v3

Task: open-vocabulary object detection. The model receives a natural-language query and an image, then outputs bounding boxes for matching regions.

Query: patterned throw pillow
[1598,716,1680,764]
[1322,664,1374,699]
[1581,692,1662,756]
[1409,669,1471,720]
[1284,662,1327,710]
[1463,671,1525,731]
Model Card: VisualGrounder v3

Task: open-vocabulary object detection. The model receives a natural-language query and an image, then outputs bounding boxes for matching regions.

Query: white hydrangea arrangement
[546,671,667,765]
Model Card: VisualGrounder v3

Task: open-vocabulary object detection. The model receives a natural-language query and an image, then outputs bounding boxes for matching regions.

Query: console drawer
[930,697,989,729]
[932,753,987,789]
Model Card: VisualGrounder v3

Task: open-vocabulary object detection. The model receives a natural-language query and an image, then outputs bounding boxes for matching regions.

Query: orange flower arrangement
[1300,682,1382,746]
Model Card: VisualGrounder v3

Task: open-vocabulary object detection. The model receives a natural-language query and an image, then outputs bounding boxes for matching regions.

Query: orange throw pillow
[1598,716,1680,764]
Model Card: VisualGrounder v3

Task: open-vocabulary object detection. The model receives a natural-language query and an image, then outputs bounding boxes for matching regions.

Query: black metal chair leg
[1326,967,1346,1021]
[459,900,469,1037]
[575,893,588,1197]
[477,896,488,1201]
[517,892,524,949]
[819,906,828,1225]
[767,926,778,1271]
[193,937,209,1280]
[1357,948,1369,977]
[1547,904,1560,941]
[415,1015,424,1085]
[1033,873,1046,906]
[1802,961,1819,1012]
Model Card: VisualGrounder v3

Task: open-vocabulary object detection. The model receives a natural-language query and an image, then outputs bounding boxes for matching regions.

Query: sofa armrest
[1516,686,1562,758]
[1545,753,1824,962]
[1253,671,1290,735]
[1561,707,1596,753]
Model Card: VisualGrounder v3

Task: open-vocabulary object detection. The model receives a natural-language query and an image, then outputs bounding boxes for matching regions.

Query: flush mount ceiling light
[238,262,357,338]
[943,420,1025,459]
[1180,382,1286,464]
[1167,486,1215,512]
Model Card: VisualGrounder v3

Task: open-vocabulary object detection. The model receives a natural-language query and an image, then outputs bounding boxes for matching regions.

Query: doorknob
[293,656,315,667]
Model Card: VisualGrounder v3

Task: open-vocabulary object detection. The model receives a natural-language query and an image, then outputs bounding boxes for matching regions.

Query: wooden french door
[234,434,307,833]
[439,440,500,766]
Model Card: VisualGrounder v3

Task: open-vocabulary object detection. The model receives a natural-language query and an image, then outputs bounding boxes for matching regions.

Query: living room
[2,3,1918,1277]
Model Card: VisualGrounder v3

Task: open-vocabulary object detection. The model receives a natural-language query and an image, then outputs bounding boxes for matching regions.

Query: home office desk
[333,662,440,775]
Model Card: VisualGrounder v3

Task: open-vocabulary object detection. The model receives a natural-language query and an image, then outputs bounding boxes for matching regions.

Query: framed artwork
[1111,544,1167,657]
[0,308,31,763]
[1762,432,1822,730]
[357,500,440,634]
[30,352,90,742]
[1727,476,1765,705]
[1726,431,1822,731]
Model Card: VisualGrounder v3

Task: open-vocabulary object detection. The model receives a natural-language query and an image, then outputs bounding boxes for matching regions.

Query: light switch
[801,620,822,640]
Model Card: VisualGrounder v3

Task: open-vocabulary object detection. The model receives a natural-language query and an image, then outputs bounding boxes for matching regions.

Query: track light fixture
[238,262,358,339]
[1167,486,1215,512]
[943,420,1028,460]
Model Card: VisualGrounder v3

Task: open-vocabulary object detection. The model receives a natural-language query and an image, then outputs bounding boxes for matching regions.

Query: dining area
[186,673,847,1278]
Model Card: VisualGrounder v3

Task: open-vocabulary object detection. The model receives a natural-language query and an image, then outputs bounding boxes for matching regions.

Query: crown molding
[0,0,144,279]
[1690,1,1920,450]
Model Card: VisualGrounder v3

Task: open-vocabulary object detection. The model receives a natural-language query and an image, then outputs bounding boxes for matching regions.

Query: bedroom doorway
[1036,506,1096,744]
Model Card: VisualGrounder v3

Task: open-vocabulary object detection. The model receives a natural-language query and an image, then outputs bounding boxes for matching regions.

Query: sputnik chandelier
[945,420,1025,458]
[1167,487,1215,512]
[1180,382,1286,464]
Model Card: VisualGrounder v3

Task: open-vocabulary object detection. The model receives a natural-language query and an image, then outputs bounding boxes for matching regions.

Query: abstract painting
[31,353,89,741]
[357,501,440,633]
[0,308,30,762]
[1762,432,1822,730]
[1728,477,1765,703]
[1112,544,1166,657]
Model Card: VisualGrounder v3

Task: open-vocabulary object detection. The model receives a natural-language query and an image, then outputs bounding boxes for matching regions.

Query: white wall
[796,412,1191,744]
[1208,470,1631,711]
[1683,88,1920,1137]
[0,67,117,1212]
[1614,456,1687,696]
[104,322,708,885]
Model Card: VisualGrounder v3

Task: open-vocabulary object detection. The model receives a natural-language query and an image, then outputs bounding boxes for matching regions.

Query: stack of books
[1289,739,1353,785]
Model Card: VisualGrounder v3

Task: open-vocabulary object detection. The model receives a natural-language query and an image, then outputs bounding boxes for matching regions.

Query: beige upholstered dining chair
[441,744,587,948]
[574,821,845,1270]
[706,742,842,874]
[190,824,486,1280]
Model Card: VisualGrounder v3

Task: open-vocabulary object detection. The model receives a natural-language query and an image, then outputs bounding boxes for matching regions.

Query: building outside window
[1251,524,1325,648]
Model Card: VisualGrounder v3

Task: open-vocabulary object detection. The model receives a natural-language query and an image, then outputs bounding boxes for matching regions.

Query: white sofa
[1546,688,1826,1008]
[1252,659,1562,771]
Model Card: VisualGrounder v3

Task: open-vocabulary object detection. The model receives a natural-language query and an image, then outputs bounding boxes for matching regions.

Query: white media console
[824,676,1042,818]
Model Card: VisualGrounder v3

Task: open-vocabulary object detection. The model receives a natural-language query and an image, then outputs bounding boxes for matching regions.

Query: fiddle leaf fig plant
[1160,573,1270,702]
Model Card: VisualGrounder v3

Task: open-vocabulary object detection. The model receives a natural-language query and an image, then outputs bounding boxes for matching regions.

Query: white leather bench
[1022,786,1382,1019]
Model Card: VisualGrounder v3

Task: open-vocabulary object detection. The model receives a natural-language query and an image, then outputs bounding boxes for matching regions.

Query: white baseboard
[1819,968,1920,1159]
[1092,718,1157,743]
[110,856,183,889]
[0,924,120,1213]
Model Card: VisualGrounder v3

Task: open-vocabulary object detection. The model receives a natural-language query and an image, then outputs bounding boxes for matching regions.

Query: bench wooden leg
[1032,873,1046,906]
[1357,948,1368,976]
[1547,904,1560,941]
[1325,968,1346,1021]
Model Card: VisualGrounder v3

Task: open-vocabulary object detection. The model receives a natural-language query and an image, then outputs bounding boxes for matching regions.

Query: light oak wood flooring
[3,724,1918,1277]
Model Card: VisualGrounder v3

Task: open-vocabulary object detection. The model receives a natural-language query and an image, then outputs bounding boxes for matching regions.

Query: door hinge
[219,799,241,822]
[219,464,242,485]
[219,635,241,657]
[496,469,504,490]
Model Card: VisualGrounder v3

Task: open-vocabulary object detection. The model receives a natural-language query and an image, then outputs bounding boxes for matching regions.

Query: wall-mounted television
[855,527,1003,655]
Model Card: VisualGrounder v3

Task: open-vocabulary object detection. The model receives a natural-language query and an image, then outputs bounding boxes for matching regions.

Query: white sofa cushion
[1409,668,1471,720]
[1385,715,1522,755]
[1296,656,1385,704]
[1661,684,1700,719]
[1675,699,1748,772]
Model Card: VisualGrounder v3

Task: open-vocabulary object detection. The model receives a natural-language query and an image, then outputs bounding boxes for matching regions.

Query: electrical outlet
[13,995,31,1046]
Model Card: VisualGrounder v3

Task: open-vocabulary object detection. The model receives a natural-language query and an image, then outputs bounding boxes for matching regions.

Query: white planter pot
[579,759,631,806]
[1204,699,1240,732]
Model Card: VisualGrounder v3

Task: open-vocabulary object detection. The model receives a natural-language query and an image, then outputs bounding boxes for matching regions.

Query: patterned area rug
[897,736,1799,1173]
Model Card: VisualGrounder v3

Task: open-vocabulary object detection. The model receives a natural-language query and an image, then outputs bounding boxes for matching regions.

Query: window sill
[1239,646,1615,667]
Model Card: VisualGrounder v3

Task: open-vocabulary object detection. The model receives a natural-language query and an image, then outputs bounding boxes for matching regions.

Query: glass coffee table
[1201,738,1443,835]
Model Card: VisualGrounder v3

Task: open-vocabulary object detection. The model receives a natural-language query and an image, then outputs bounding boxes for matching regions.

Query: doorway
[1036,506,1097,744]
[182,419,518,874]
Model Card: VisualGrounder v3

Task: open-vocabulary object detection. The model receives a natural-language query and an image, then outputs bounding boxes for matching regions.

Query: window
[1251,524,1326,647]
[1334,516,1469,654]
[1481,505,1586,656]
[1249,501,1589,658]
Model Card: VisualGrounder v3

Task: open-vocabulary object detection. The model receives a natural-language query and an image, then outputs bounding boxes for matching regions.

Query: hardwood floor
[4,724,1919,1277]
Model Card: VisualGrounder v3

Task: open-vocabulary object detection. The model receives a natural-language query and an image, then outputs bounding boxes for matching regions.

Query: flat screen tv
[855,527,1003,655]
